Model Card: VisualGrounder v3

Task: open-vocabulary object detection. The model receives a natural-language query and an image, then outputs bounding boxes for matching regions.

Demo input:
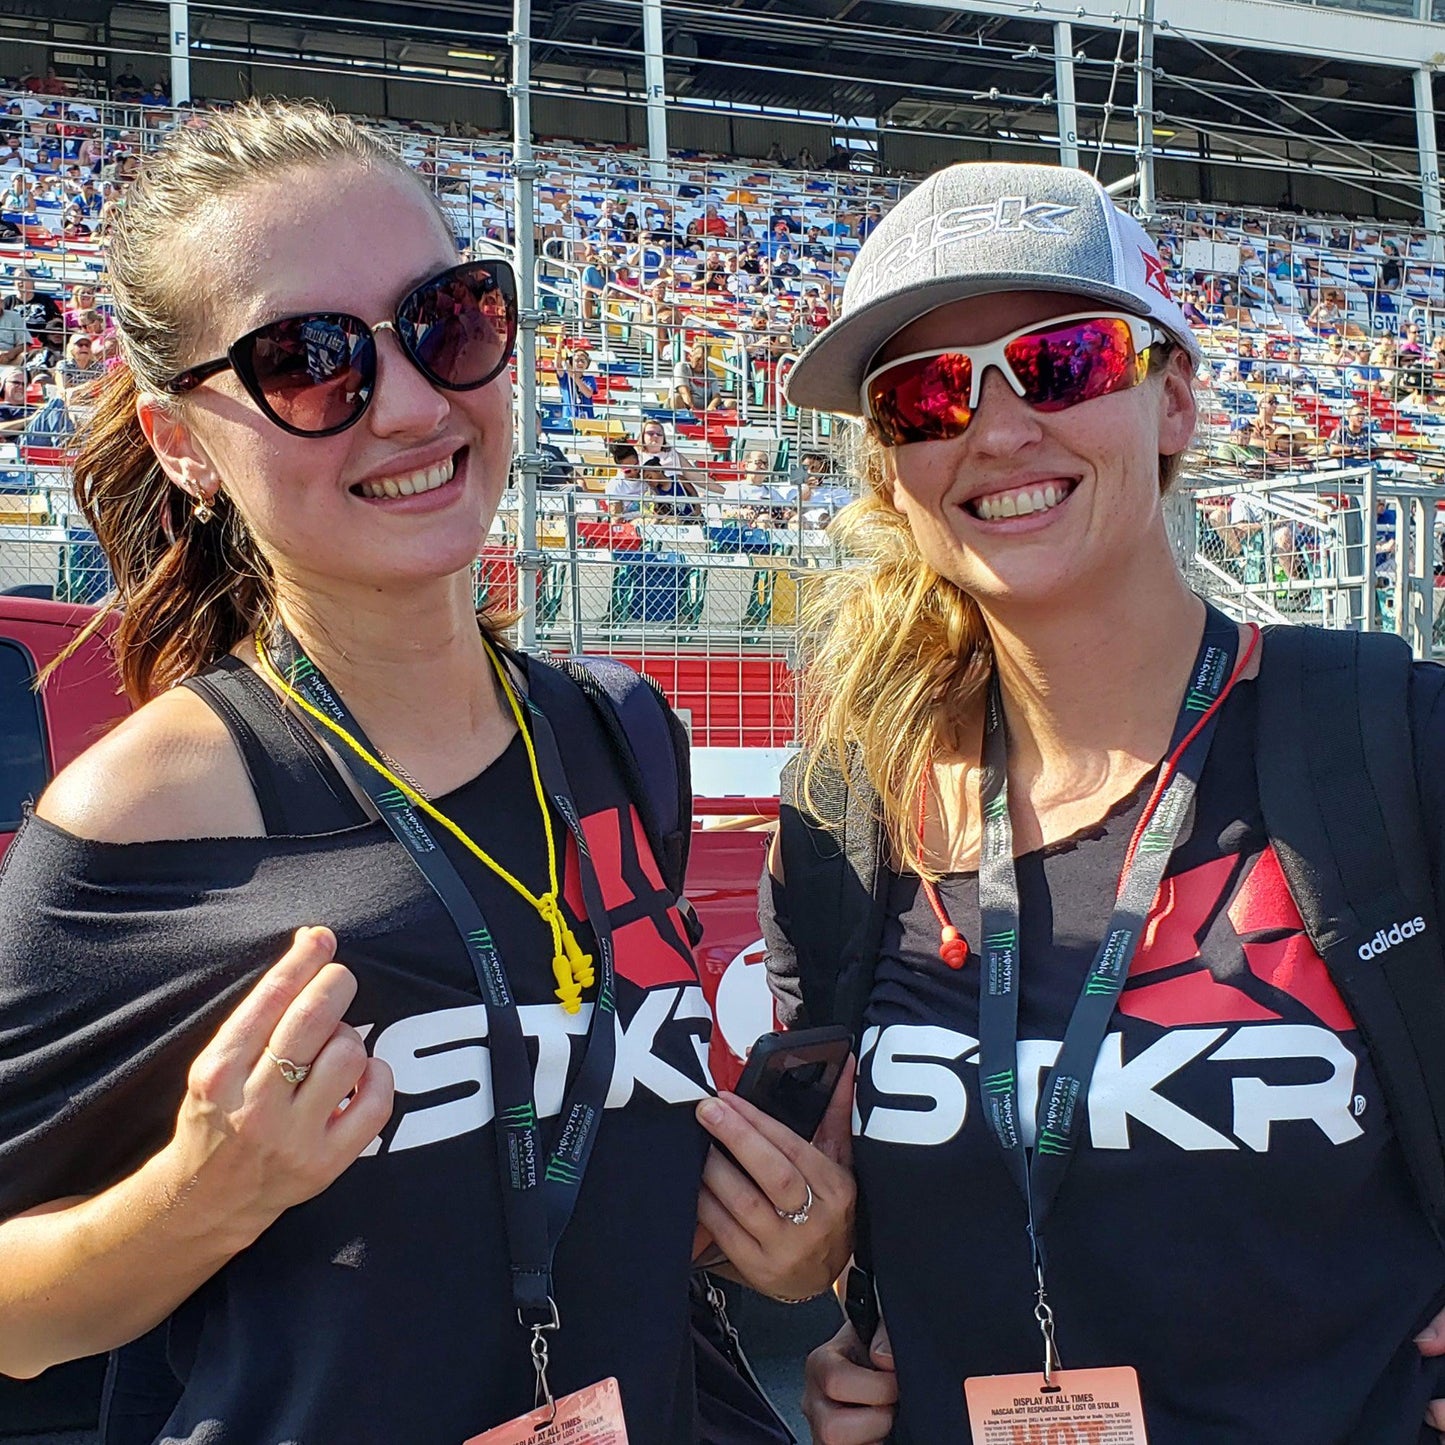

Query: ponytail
[56,365,273,704]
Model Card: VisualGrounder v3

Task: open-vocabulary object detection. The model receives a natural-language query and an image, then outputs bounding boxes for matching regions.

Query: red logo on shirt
[1119,846,1354,1030]
[561,805,697,990]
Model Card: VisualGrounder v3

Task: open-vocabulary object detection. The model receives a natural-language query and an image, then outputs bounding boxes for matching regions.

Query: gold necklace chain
[377,748,428,802]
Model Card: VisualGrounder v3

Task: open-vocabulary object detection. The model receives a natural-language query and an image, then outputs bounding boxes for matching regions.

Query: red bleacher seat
[576,518,642,550]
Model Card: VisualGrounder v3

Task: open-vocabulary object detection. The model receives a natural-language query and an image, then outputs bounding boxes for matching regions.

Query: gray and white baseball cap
[785,161,1201,416]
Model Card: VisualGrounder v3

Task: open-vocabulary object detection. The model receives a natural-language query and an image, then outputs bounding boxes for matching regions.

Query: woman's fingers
[197,927,337,1081]
[1417,1307,1445,1356]
[259,962,360,1093]
[327,1055,394,1150]
[820,1321,898,1404]
[802,1320,899,1445]
[712,1077,850,1168]
[813,1056,856,1169]
[1419,1309,1445,1437]
[694,1112,855,1300]
[696,1174,773,1275]
[169,928,393,1238]
[869,1319,893,1371]
[292,1022,372,1120]
[698,1096,810,1215]
[806,1403,896,1445]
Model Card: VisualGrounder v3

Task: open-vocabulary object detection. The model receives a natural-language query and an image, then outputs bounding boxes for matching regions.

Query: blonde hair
[797,342,1184,880]
[59,99,474,705]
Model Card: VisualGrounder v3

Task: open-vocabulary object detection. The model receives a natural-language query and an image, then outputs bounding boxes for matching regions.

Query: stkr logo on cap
[1141,248,1173,301]
[849,195,1078,307]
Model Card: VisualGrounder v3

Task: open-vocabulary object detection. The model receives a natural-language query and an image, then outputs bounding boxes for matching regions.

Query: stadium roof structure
[18,0,1445,219]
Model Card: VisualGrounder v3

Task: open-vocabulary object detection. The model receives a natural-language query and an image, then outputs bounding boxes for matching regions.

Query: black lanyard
[264,627,617,1334]
[976,604,1241,1273]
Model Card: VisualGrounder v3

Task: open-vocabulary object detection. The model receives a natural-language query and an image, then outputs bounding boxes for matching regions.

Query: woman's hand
[161,925,395,1249]
[0,926,393,1378]
[1416,1306,1445,1437]
[693,1058,855,1302]
[802,1317,897,1445]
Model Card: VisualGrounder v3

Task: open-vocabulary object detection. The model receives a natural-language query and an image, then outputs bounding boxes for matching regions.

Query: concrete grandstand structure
[0,0,1442,754]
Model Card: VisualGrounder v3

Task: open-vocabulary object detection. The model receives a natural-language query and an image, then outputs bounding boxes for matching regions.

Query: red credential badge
[463,1377,629,1445]
[965,1365,1149,1444]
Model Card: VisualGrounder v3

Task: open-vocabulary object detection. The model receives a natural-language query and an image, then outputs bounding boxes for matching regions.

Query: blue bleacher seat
[706,523,773,555]
[614,552,693,623]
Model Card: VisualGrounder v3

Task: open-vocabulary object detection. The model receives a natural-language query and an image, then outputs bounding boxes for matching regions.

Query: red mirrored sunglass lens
[399,263,517,389]
[1003,317,1144,412]
[246,314,374,434]
[867,351,975,445]
[867,318,1149,446]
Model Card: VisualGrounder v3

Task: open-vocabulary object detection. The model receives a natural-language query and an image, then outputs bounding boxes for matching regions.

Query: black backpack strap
[525,654,702,947]
[182,656,365,836]
[1256,624,1445,1235]
[774,747,889,1039]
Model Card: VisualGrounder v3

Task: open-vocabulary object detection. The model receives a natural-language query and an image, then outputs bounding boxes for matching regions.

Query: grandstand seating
[1,84,1444,618]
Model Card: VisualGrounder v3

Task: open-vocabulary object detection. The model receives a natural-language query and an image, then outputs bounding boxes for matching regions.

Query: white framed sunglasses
[860,311,1163,447]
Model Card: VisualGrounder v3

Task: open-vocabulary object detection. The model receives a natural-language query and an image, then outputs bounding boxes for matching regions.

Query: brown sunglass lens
[247,314,374,434]
[399,262,517,390]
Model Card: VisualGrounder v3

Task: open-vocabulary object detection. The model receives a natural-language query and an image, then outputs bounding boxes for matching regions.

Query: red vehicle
[0,593,127,863]
[0,595,776,1080]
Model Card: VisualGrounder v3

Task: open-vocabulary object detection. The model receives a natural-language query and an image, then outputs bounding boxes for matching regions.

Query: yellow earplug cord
[255,634,595,1013]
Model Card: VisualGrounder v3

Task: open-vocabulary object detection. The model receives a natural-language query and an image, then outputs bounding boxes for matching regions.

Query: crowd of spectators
[3,79,1445,577]
[1158,207,1445,481]
[582,422,846,529]
[0,82,900,544]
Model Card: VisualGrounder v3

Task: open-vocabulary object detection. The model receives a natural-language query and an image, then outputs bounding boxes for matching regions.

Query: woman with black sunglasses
[0,100,852,1444]
[772,161,1445,1444]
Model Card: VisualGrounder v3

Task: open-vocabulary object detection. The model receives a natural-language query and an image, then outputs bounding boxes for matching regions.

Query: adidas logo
[1357,916,1427,961]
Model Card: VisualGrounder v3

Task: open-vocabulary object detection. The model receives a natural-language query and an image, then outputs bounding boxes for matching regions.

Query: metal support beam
[1415,65,1442,259]
[168,1,191,106]
[642,0,667,179]
[510,2,540,652]
[1053,21,1079,170]
[885,0,1445,70]
[1135,0,1156,217]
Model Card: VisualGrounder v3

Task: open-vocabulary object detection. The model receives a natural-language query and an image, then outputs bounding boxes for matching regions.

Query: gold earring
[192,495,214,524]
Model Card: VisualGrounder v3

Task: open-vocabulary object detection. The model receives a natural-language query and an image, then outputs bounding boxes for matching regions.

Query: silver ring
[775,1181,813,1227]
[265,1048,312,1085]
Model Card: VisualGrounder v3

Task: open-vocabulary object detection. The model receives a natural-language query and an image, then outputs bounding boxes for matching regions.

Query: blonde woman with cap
[767,160,1445,1444]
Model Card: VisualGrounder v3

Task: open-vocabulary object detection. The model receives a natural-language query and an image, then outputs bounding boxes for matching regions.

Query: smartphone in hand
[732,1025,852,1143]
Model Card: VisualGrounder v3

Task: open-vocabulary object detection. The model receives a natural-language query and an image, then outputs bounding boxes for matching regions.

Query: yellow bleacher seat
[571,417,628,438]
[0,495,50,526]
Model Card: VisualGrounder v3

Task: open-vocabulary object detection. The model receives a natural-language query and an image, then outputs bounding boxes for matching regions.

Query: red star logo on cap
[1141,248,1172,300]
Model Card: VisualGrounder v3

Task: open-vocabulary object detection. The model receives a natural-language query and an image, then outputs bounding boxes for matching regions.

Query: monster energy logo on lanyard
[975,604,1240,1265]
[262,624,618,1331]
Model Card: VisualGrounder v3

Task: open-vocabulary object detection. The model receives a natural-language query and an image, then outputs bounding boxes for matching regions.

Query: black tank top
[0,654,713,1445]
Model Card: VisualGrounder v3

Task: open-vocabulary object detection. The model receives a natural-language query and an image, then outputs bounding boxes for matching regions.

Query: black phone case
[734,1025,852,1141]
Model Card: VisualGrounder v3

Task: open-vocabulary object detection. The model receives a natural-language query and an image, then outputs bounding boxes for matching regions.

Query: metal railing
[1174,466,1443,658]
